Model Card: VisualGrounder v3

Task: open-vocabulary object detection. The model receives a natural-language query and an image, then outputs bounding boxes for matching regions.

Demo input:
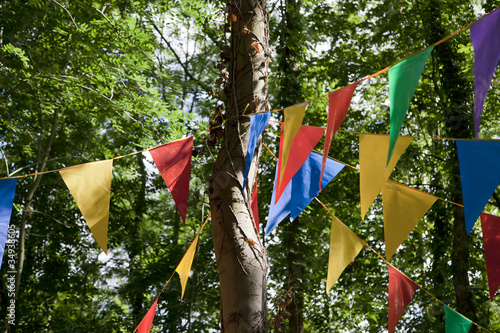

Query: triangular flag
[480,213,500,299]
[359,134,413,220]
[470,8,500,138]
[279,102,308,187]
[444,305,473,333]
[326,215,364,293]
[175,234,199,299]
[242,112,271,190]
[382,182,437,260]
[320,83,358,190]
[388,264,420,333]
[266,151,344,235]
[456,140,500,234]
[251,179,260,234]
[276,123,325,203]
[0,178,17,270]
[60,160,113,254]
[135,297,158,333]
[150,137,193,223]
[387,47,433,165]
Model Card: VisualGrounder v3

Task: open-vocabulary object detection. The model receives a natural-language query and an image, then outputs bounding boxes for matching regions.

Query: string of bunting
[132,214,211,333]
[263,141,493,333]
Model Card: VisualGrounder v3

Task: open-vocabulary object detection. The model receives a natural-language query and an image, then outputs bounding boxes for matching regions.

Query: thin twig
[50,0,78,29]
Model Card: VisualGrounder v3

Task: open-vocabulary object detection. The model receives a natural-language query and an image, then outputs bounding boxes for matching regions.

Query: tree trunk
[209,0,269,331]
[420,1,477,330]
[277,0,305,330]
[2,109,60,333]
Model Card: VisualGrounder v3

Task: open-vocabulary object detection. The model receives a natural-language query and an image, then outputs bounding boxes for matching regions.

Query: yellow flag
[60,160,113,254]
[327,216,365,293]
[359,134,412,220]
[382,182,437,260]
[175,234,199,299]
[279,102,308,183]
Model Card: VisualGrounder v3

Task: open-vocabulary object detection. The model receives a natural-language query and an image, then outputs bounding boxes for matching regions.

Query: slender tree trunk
[130,152,147,325]
[2,110,59,333]
[286,218,304,333]
[209,0,269,331]
[277,0,305,330]
[420,1,477,330]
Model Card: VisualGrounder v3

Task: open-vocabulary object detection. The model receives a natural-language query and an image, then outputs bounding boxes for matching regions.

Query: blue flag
[457,140,500,234]
[265,152,344,235]
[0,178,17,269]
[242,112,271,190]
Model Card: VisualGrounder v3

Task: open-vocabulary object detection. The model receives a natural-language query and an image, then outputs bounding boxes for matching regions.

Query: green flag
[387,47,433,165]
[444,305,473,333]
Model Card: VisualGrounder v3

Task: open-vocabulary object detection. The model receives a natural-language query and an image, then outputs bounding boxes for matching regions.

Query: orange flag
[320,83,358,189]
[175,234,199,299]
[359,134,412,220]
[327,215,365,293]
[135,297,158,333]
[382,182,437,260]
[388,264,419,333]
[276,123,325,203]
[60,160,113,254]
[150,137,193,223]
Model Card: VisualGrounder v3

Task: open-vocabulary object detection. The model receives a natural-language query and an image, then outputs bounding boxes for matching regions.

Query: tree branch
[151,22,214,97]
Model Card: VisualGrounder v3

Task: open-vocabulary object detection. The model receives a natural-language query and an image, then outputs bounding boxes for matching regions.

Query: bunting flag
[0,178,17,270]
[266,151,344,235]
[388,264,420,333]
[242,112,271,190]
[60,160,113,254]
[135,297,158,333]
[251,179,260,234]
[387,47,433,165]
[456,140,500,234]
[326,215,364,293]
[276,123,325,203]
[470,8,500,138]
[278,102,308,186]
[175,234,199,299]
[359,134,413,220]
[150,137,193,223]
[480,213,500,300]
[320,83,359,190]
[444,305,473,333]
[382,182,437,260]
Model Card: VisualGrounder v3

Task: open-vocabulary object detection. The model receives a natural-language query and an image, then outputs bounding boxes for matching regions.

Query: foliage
[1,0,500,332]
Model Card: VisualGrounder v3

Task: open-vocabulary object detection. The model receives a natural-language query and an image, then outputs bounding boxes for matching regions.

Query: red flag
[388,264,419,333]
[251,179,260,233]
[150,137,193,222]
[276,123,325,203]
[136,298,158,333]
[480,213,500,299]
[320,83,358,189]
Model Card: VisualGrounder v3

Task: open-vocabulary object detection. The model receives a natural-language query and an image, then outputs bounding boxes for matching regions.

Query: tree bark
[209,0,269,331]
[420,1,477,330]
[2,109,60,333]
[277,0,305,331]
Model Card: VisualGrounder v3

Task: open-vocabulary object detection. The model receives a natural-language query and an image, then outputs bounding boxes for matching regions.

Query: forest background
[1,0,500,332]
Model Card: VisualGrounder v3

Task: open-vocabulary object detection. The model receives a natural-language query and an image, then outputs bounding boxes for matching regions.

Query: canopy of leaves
[1,0,500,332]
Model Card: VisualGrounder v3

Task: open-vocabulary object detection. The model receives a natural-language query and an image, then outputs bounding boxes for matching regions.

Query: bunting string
[2,7,500,182]
[313,175,491,332]
[264,130,465,208]
[1,6,499,332]
[238,7,500,120]
[132,213,211,333]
